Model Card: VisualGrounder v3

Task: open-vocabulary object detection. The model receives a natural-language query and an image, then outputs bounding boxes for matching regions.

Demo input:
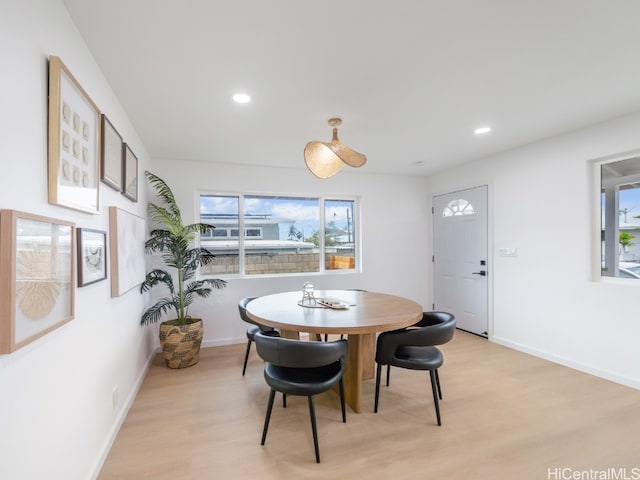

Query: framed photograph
[108,207,146,297]
[47,56,100,214]
[122,143,138,202]
[0,210,75,354]
[77,228,107,287]
[101,114,123,191]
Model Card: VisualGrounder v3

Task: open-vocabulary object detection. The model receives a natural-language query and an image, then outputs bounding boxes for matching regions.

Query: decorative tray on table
[316,297,350,309]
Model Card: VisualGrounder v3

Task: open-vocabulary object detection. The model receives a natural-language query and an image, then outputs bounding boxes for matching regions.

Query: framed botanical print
[101,114,123,191]
[77,228,107,287]
[122,143,138,202]
[47,56,100,214]
[0,210,75,354]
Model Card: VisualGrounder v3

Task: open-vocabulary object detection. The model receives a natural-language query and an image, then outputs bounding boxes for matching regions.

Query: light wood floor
[98,331,640,479]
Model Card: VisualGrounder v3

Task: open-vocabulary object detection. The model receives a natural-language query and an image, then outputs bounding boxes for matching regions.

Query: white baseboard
[88,331,324,478]
[491,335,640,390]
[88,350,156,480]
[202,336,245,348]
[202,332,311,349]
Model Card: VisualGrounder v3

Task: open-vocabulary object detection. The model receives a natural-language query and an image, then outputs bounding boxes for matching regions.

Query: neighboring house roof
[201,213,295,226]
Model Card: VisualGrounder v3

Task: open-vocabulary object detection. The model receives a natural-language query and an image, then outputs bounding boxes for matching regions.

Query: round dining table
[246,289,423,413]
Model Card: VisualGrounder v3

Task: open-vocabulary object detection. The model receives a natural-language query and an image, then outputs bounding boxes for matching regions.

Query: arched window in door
[442,198,475,217]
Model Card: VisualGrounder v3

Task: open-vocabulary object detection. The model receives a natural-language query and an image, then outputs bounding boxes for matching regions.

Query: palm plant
[140,171,226,326]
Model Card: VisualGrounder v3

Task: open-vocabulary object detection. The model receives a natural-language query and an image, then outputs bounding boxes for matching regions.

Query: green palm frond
[184,280,224,298]
[203,278,227,290]
[141,297,178,325]
[145,171,181,218]
[198,223,216,236]
[140,269,175,295]
[200,248,216,265]
[140,172,227,326]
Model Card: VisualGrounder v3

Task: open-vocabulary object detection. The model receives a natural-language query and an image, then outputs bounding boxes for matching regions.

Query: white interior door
[433,186,488,337]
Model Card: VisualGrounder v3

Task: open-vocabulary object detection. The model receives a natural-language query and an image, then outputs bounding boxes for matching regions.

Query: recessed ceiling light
[474,126,492,135]
[232,93,251,104]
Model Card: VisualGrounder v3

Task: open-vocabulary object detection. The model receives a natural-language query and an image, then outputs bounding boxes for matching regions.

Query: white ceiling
[61,0,640,176]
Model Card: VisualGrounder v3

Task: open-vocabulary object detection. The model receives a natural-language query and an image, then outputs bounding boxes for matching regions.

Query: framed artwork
[77,228,107,287]
[108,207,146,297]
[101,114,123,191]
[47,56,100,214]
[0,210,75,354]
[122,143,138,202]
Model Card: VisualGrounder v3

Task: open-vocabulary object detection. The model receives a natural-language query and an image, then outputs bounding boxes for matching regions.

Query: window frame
[590,150,640,282]
[200,227,264,239]
[197,190,360,278]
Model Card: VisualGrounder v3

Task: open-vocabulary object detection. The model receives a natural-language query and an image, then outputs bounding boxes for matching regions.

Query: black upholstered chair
[374,311,456,425]
[238,297,280,376]
[254,332,348,463]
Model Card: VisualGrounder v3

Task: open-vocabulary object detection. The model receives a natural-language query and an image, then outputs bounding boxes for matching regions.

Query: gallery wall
[0,1,154,479]
[0,3,432,478]
[428,111,640,389]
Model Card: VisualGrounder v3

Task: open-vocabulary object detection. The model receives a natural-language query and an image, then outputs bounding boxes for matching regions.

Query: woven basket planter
[158,318,204,369]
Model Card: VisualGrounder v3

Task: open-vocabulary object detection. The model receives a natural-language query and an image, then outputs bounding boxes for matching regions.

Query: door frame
[430,183,493,339]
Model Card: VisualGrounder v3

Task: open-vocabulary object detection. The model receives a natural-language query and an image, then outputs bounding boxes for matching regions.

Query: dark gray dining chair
[238,297,280,376]
[254,332,348,463]
[374,311,456,425]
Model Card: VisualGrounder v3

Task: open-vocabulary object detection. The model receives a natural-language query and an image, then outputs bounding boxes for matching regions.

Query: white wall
[0,2,155,479]
[428,112,640,389]
[6,2,638,479]
[151,159,431,347]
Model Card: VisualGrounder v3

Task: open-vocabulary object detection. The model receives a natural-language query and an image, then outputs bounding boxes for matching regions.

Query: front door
[432,185,488,337]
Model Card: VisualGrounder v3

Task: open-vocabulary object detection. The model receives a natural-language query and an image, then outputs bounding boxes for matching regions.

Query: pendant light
[304,118,366,179]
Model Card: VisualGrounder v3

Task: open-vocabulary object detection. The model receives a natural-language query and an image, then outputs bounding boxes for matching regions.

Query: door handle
[472,270,487,276]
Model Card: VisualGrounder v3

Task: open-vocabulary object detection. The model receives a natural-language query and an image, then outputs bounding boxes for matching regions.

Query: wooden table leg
[341,333,376,413]
[283,330,374,413]
[343,335,363,412]
[279,329,300,340]
[361,333,375,380]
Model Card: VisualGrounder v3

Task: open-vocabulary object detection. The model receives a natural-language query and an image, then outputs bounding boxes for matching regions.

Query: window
[442,198,475,217]
[199,194,358,276]
[325,200,356,270]
[600,156,640,279]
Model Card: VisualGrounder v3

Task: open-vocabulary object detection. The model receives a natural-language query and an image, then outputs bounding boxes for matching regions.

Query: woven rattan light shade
[304,118,366,179]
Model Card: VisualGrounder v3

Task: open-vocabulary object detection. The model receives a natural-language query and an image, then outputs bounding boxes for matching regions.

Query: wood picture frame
[47,56,100,214]
[108,207,146,297]
[77,228,107,287]
[0,210,75,354]
[101,114,123,191]
[122,143,138,202]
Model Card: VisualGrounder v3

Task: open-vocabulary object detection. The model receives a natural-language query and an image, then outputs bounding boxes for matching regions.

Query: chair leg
[283,393,287,408]
[386,364,391,386]
[374,363,382,413]
[434,369,442,400]
[338,377,346,423]
[261,389,276,445]
[324,334,328,342]
[242,339,252,376]
[308,396,320,463]
[429,370,442,426]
